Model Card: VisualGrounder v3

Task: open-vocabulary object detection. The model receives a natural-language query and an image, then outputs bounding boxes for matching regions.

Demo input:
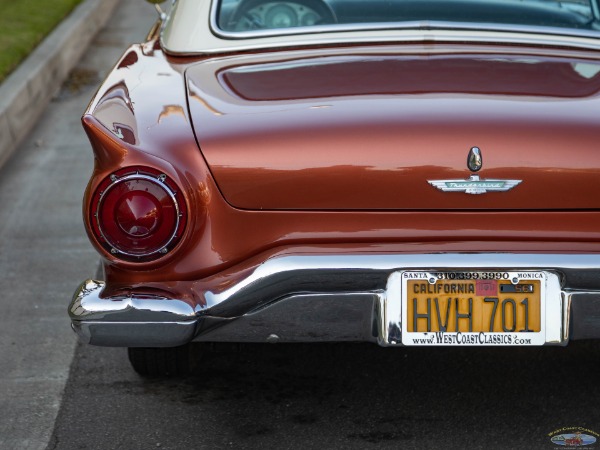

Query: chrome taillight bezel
[90,166,187,262]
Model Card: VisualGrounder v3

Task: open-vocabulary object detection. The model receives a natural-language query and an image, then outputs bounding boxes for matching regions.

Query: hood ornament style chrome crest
[428,147,522,195]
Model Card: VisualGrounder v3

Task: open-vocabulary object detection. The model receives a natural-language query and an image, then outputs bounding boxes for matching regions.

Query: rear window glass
[216,0,596,35]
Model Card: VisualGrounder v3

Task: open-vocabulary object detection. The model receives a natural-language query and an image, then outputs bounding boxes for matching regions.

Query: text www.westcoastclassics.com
[412,332,532,345]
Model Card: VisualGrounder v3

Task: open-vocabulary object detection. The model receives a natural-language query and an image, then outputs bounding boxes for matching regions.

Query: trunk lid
[186,47,600,210]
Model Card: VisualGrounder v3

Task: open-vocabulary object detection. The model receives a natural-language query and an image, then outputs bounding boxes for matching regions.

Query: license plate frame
[395,270,550,346]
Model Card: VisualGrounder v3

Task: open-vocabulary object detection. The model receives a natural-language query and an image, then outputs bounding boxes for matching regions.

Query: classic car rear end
[70,0,600,375]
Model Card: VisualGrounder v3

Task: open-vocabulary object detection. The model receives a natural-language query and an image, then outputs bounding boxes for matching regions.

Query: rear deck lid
[186,48,600,210]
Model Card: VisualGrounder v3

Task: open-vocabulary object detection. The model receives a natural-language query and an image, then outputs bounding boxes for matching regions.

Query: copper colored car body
[69,0,600,375]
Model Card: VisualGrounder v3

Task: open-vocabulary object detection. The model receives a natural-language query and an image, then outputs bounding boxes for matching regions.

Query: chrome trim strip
[381,272,402,346]
[546,273,564,345]
[167,32,600,55]
[563,292,572,342]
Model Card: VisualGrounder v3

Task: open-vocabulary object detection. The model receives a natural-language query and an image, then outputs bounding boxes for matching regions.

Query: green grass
[0,0,83,82]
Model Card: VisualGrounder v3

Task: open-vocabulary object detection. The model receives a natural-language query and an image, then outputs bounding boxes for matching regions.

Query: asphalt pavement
[50,341,600,449]
[0,1,155,449]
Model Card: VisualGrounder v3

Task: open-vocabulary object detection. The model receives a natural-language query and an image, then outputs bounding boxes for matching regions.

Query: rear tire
[127,345,191,377]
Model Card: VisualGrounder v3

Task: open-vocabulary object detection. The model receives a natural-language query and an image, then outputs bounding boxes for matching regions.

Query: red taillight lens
[90,167,186,262]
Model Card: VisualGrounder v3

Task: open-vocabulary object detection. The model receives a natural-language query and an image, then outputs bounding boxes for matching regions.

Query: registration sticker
[399,271,547,346]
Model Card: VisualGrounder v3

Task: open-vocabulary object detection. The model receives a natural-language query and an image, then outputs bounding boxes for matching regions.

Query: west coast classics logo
[549,427,599,447]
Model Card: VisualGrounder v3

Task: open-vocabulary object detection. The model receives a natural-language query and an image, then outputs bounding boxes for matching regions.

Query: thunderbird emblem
[428,175,522,195]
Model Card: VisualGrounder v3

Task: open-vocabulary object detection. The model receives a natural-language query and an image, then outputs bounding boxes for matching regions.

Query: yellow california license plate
[400,271,546,346]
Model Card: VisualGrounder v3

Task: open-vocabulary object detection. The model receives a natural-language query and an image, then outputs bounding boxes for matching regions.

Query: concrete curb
[0,0,120,169]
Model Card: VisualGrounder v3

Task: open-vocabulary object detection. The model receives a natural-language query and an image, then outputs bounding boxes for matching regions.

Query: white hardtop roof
[161,0,600,55]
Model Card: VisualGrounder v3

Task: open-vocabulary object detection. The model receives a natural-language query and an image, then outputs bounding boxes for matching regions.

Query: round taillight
[90,167,187,262]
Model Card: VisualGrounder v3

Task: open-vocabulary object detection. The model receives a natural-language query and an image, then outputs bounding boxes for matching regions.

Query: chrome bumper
[69,253,600,347]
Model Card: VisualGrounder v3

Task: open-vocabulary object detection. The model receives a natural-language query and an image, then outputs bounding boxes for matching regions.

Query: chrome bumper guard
[69,254,600,347]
